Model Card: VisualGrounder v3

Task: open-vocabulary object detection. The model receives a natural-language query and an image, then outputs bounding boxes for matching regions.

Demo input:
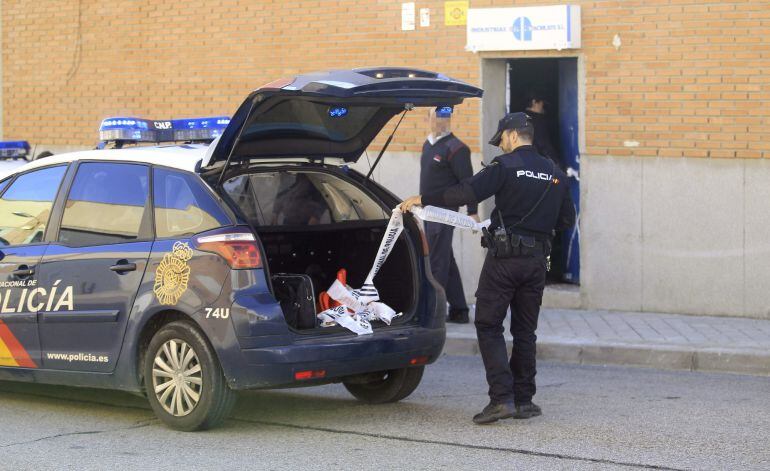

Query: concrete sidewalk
[444,308,770,376]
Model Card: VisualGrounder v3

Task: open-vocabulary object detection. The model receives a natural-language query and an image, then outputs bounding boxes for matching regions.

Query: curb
[443,336,770,377]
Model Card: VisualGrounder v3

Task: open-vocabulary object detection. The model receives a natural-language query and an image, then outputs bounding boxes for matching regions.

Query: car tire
[144,320,236,431]
[343,366,424,404]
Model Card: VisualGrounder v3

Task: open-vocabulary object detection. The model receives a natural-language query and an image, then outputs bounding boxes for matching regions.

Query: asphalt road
[0,356,767,471]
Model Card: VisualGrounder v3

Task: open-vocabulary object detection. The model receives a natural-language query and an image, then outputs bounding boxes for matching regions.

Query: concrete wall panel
[744,159,770,319]
[581,155,643,311]
[641,158,744,316]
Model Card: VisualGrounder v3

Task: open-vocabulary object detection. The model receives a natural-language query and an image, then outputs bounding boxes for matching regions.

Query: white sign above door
[466,5,581,52]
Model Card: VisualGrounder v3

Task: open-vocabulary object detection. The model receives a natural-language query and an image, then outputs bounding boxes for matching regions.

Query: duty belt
[481,228,551,258]
[509,234,550,257]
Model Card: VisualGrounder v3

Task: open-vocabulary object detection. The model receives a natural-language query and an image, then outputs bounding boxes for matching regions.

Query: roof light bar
[0,140,31,159]
[171,117,230,141]
[99,118,165,143]
[99,116,230,144]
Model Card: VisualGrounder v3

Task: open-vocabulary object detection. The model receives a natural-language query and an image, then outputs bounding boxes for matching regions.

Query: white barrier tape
[327,279,371,312]
[363,208,404,286]
[325,279,402,329]
[369,301,399,325]
[317,305,346,327]
[319,205,484,334]
[411,205,491,232]
[317,305,373,335]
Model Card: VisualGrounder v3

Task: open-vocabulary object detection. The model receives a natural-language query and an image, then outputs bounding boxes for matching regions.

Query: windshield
[223,171,388,227]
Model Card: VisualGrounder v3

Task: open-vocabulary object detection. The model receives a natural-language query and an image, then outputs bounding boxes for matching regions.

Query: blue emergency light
[328,107,348,118]
[99,116,230,144]
[171,117,230,141]
[0,140,31,159]
[99,118,157,142]
[435,106,453,118]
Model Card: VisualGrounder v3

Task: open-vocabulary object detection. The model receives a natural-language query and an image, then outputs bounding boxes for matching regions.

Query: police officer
[420,106,477,324]
[400,112,575,424]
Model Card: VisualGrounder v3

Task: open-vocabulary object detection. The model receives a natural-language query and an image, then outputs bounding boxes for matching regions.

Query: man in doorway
[525,90,562,170]
[419,106,477,324]
[525,89,570,282]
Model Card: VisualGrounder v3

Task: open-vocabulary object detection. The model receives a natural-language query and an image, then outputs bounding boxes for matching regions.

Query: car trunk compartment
[260,222,416,321]
[222,168,419,332]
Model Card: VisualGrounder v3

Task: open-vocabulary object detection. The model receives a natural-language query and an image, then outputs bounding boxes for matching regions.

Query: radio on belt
[97,116,230,147]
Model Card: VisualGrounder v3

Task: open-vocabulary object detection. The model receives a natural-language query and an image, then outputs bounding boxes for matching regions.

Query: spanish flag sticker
[0,320,37,368]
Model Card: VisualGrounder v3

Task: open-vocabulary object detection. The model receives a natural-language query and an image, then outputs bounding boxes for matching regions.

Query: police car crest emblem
[153,241,193,305]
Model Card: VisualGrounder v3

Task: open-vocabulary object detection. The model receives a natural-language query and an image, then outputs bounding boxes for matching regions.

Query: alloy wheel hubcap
[152,339,203,417]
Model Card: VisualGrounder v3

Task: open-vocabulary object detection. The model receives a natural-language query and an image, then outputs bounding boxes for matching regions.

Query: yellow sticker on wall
[444,1,468,26]
[154,241,193,305]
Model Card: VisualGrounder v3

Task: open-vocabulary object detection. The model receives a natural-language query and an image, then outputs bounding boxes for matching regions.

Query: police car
[0,68,482,430]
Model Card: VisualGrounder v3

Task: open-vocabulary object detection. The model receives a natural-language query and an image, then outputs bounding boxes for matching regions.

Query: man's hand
[469,213,481,223]
[399,195,422,213]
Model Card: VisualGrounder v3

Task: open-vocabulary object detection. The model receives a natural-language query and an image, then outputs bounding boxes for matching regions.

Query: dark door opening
[508,57,580,284]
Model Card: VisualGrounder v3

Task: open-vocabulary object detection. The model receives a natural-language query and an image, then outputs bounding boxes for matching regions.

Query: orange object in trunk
[317,268,348,312]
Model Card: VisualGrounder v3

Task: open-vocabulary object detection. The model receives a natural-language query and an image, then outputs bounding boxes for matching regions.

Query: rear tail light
[410,356,429,366]
[295,369,326,380]
[193,232,262,269]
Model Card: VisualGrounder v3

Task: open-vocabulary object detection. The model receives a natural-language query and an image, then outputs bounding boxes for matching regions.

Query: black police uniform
[527,110,562,170]
[419,133,477,320]
[421,140,575,409]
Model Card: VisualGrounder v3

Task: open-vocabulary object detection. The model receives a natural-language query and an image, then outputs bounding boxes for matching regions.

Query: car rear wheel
[343,366,424,404]
[144,320,236,431]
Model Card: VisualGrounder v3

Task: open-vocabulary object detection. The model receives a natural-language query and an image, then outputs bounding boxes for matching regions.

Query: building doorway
[507,57,580,284]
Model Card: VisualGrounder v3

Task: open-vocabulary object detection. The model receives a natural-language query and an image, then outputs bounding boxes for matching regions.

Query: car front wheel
[343,366,424,404]
[144,320,236,431]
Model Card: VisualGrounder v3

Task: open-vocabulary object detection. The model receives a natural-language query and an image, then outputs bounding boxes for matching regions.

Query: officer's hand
[469,213,480,223]
[399,195,422,213]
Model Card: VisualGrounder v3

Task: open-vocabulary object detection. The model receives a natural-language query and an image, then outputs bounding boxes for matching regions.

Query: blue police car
[0,68,482,430]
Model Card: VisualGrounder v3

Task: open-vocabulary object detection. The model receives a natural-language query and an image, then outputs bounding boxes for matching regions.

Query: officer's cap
[488,112,531,147]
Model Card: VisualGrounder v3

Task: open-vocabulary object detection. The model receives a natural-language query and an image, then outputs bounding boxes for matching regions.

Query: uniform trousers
[425,221,469,314]
[474,252,547,404]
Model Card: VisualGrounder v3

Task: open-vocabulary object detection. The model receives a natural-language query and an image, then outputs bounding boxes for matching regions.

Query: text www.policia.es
[46,352,109,363]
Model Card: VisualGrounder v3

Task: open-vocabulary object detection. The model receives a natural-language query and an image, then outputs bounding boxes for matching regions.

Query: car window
[153,168,230,238]
[223,171,387,226]
[0,165,67,247]
[59,163,150,247]
[0,179,10,195]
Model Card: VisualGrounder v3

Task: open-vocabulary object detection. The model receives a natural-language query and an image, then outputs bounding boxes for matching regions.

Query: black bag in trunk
[272,273,317,330]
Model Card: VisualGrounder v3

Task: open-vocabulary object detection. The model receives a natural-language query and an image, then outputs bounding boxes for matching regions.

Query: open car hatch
[201,67,483,170]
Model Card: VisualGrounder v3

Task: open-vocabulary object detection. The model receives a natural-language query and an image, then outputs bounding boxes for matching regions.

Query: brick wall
[2,0,769,158]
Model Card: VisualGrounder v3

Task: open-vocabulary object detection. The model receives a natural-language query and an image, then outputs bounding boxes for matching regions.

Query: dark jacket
[527,111,562,170]
[419,133,477,215]
[422,145,575,239]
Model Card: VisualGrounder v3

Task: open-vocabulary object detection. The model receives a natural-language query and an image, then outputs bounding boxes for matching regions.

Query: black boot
[472,401,515,425]
[512,402,542,419]
[447,308,470,324]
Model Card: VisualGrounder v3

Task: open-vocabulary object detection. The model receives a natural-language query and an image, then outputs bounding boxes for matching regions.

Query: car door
[0,165,68,369]
[36,162,152,372]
